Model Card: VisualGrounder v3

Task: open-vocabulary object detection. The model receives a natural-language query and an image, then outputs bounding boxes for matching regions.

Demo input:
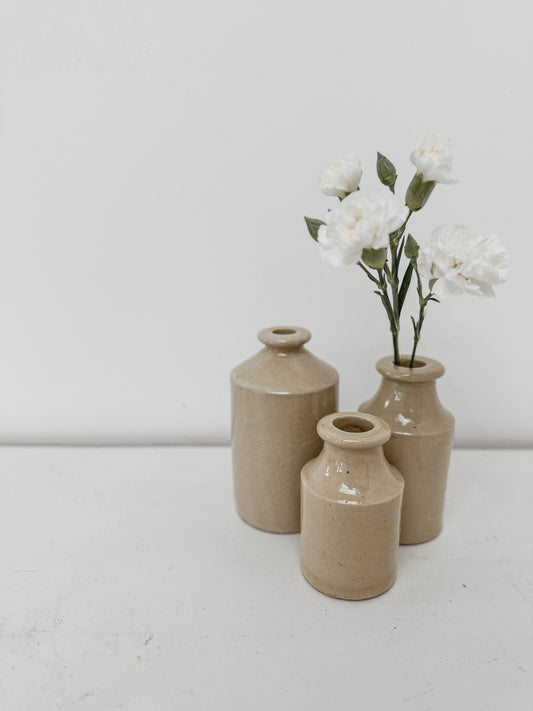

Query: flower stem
[409,260,435,368]
[387,210,413,365]
[358,262,399,361]
[379,268,400,365]
[359,210,414,367]
[385,254,400,365]
[409,340,419,368]
[357,261,380,286]
[392,331,400,365]
[390,250,400,363]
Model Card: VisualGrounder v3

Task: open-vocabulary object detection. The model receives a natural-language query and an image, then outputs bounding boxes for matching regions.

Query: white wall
[0,0,530,447]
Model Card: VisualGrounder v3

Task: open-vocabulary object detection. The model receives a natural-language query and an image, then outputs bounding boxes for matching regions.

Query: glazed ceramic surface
[300,412,403,600]
[231,327,338,533]
[360,356,454,544]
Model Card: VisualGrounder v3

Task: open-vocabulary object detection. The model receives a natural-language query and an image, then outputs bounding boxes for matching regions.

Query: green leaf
[404,234,420,260]
[362,247,387,270]
[376,152,397,192]
[429,277,437,290]
[358,262,380,285]
[398,261,414,314]
[397,235,406,261]
[304,216,325,242]
[377,291,396,329]
[405,173,436,211]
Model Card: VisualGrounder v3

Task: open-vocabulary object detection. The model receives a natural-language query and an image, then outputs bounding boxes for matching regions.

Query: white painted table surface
[0,447,531,711]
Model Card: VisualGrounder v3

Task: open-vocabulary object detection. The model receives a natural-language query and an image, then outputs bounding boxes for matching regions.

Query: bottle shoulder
[302,449,403,506]
[360,381,454,436]
[231,347,338,395]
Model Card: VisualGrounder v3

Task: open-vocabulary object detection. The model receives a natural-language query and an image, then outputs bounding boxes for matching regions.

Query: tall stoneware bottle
[360,356,454,544]
[301,412,404,600]
[231,326,338,533]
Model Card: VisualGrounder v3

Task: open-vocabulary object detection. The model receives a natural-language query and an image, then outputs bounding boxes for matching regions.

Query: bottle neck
[314,442,398,501]
[310,413,401,501]
[322,441,387,468]
[370,375,446,426]
[258,326,311,352]
[264,344,305,357]
[379,376,440,402]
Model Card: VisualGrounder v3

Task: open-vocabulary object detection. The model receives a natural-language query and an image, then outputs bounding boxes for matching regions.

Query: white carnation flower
[410,134,457,184]
[317,190,409,267]
[419,224,508,298]
[320,153,363,198]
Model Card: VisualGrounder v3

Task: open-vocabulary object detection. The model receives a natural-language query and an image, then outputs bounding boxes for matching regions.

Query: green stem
[387,210,413,365]
[392,330,400,365]
[359,206,414,367]
[358,262,399,361]
[379,268,400,365]
[409,316,422,368]
[410,337,420,368]
[409,260,433,368]
[357,261,380,286]
[389,248,400,365]
[391,250,399,313]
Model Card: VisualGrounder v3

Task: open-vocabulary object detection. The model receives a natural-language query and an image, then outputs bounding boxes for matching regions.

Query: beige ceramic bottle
[300,412,404,600]
[231,326,338,533]
[360,356,454,544]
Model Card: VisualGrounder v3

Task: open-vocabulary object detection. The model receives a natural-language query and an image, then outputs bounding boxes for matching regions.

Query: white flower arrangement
[319,153,363,198]
[317,190,408,266]
[419,225,507,298]
[409,134,457,184]
[305,135,508,367]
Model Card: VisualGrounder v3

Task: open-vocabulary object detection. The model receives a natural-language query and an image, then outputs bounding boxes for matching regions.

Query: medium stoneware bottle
[300,412,403,600]
[360,356,454,545]
[231,326,338,534]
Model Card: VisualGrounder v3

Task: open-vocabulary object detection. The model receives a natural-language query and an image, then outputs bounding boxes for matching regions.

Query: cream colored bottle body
[360,356,454,544]
[231,327,338,533]
[301,412,403,600]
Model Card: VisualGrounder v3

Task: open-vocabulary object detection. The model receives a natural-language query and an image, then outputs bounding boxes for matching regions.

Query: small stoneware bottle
[300,412,403,600]
[360,356,454,545]
[231,326,338,533]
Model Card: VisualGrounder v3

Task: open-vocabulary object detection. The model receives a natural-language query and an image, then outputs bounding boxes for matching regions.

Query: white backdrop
[0,0,531,446]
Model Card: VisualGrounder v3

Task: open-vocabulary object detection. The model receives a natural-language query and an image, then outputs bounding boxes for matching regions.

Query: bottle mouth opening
[376,355,445,382]
[332,415,374,433]
[398,357,426,369]
[317,412,390,449]
[258,326,311,349]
